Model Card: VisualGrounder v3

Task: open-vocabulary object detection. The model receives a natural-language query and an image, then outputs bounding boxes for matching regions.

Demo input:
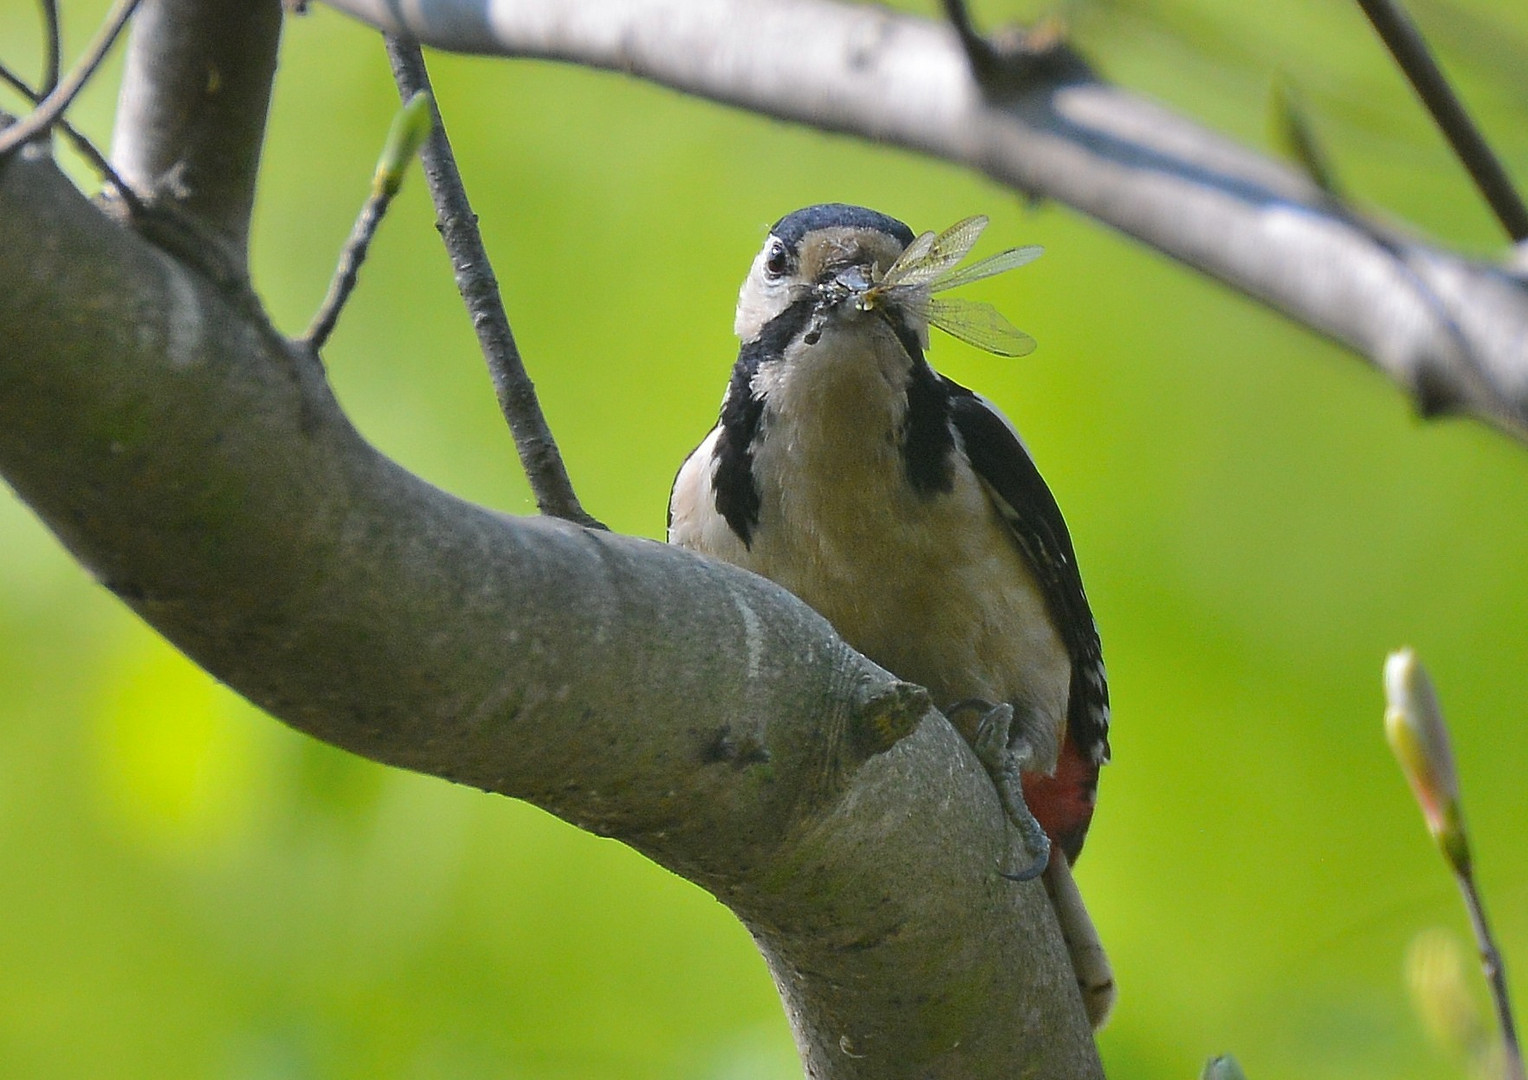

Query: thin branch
[1386,649,1525,1080]
[0,0,142,156]
[38,0,61,96]
[1354,0,1528,242]
[383,35,603,529]
[321,0,1528,446]
[306,92,433,349]
[1270,76,1343,200]
[941,0,998,76]
[306,185,396,351]
[0,58,143,213]
[1458,871,1526,1080]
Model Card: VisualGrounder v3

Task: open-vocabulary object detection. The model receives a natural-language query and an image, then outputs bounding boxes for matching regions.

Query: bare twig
[0,59,142,212]
[1270,77,1343,199]
[939,0,1091,90]
[307,92,432,349]
[1459,874,1527,1080]
[383,36,602,529]
[38,0,61,95]
[0,0,142,156]
[305,190,393,352]
[1354,0,1528,242]
[940,0,998,75]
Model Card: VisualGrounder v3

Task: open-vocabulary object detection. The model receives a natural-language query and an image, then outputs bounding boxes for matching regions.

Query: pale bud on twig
[372,90,434,200]
[1200,1054,1249,1080]
[1384,648,1470,874]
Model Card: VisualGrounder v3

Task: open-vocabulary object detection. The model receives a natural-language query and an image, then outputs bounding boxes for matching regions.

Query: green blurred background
[2,0,1527,1076]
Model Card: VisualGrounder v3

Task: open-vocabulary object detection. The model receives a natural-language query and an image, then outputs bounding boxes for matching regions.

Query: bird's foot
[951,698,1052,882]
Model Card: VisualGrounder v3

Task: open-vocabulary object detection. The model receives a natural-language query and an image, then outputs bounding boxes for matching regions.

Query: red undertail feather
[1021,734,1098,865]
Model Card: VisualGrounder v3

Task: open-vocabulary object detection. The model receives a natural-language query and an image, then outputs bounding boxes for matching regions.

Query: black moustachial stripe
[712,296,816,546]
[944,377,1111,765]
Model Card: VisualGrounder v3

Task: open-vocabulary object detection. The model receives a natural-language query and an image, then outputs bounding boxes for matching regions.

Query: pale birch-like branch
[324,0,1528,442]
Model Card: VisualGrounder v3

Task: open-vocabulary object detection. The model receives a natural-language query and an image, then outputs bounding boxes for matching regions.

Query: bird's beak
[831,263,874,295]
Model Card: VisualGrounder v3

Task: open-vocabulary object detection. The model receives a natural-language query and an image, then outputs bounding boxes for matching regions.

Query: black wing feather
[943,377,1111,764]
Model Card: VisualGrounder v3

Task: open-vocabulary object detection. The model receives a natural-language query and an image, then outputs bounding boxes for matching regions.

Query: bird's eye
[764,240,790,279]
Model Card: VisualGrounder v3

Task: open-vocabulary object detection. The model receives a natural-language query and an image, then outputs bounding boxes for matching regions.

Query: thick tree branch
[0,145,1104,1080]
[111,0,282,262]
[328,0,1528,443]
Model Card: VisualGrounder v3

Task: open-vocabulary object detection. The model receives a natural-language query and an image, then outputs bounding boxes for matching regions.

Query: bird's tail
[1043,854,1116,1030]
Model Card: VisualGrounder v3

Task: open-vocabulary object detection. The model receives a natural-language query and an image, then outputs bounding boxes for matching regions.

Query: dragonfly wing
[929,245,1044,292]
[881,228,937,286]
[882,215,989,288]
[927,296,1037,357]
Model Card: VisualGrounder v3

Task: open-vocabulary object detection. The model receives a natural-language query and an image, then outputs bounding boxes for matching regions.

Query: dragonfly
[844,215,1043,358]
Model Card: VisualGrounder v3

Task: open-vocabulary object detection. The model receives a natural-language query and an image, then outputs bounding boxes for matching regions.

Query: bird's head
[733,204,921,345]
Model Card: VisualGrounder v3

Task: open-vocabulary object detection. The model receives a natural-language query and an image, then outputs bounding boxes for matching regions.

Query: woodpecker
[668,203,1113,1027]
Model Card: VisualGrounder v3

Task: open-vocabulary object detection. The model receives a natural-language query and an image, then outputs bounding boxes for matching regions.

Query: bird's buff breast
[737,326,1069,764]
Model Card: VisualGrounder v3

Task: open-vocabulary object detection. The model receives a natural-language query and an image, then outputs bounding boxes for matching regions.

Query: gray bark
[112,0,282,262]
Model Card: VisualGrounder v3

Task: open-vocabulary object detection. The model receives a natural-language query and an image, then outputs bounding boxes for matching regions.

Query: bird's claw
[959,699,1052,882]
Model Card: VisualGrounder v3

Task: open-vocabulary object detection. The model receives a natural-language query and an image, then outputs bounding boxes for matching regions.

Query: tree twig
[38,0,61,95]
[1354,0,1528,242]
[939,0,1091,90]
[0,0,141,156]
[0,58,142,213]
[306,92,433,350]
[1270,76,1343,200]
[1386,649,1525,1080]
[1458,872,1526,1080]
[383,36,603,529]
[940,0,997,75]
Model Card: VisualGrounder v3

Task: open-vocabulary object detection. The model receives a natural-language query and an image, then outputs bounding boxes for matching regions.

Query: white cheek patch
[734,243,800,340]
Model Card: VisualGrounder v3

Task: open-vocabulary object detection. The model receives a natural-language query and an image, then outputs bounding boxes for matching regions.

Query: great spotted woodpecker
[668,204,1114,1027]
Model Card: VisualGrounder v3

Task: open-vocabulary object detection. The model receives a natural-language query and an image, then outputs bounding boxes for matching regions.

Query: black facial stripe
[713,296,817,546]
[770,204,915,251]
[878,309,956,498]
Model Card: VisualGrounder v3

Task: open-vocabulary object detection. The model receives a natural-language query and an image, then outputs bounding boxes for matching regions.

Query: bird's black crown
[769,204,915,251]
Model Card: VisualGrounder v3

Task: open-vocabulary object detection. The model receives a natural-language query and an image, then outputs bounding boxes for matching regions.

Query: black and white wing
[943,377,1111,768]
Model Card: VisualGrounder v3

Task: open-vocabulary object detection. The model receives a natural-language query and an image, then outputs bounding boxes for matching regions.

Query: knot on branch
[942,2,1094,98]
[849,678,931,759]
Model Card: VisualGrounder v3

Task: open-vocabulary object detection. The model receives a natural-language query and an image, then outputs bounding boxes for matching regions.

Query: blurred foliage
[2,0,1527,1077]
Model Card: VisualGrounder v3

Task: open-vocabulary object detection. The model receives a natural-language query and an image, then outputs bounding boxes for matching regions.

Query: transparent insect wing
[926,296,1038,357]
[881,228,937,285]
[883,215,989,289]
[929,244,1044,293]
